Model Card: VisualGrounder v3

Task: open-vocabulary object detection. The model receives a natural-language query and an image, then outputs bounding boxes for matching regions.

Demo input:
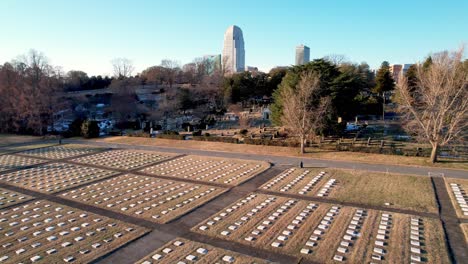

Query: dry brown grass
[0,134,43,147]
[97,136,468,170]
[0,187,33,209]
[0,200,148,263]
[461,224,468,243]
[326,169,438,213]
[444,178,468,219]
[135,237,271,264]
[141,155,270,186]
[192,193,449,263]
[61,174,227,224]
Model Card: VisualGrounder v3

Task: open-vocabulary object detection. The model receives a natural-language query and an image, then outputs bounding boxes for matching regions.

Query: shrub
[193,136,239,144]
[81,120,100,138]
[239,129,248,135]
[192,130,202,136]
[128,131,150,138]
[243,138,300,147]
[156,134,185,140]
[67,117,84,137]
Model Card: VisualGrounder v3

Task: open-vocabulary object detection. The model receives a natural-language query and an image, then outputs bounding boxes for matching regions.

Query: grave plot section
[61,174,227,224]
[18,145,103,160]
[192,193,449,263]
[445,178,468,218]
[0,200,148,264]
[135,237,272,264]
[72,149,177,170]
[260,168,331,196]
[262,168,438,213]
[141,155,270,186]
[0,155,46,173]
[0,163,118,194]
[0,188,33,209]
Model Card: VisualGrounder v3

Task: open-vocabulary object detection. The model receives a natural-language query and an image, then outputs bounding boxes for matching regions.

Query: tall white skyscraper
[222,25,245,74]
[295,44,310,65]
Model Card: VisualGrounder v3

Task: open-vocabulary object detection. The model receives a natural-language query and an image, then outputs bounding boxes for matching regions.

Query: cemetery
[141,155,270,186]
[19,145,104,160]
[72,149,176,170]
[193,193,449,263]
[61,174,227,223]
[0,163,118,194]
[0,188,33,209]
[0,155,46,173]
[135,238,271,264]
[0,142,457,263]
[445,178,468,218]
[0,200,147,263]
[261,168,438,213]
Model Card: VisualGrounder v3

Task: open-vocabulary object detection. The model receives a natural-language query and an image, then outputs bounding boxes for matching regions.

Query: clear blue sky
[1,0,467,76]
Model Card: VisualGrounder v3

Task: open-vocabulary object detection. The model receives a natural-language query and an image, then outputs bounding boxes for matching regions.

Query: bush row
[193,136,239,144]
[243,138,300,147]
[155,134,186,140]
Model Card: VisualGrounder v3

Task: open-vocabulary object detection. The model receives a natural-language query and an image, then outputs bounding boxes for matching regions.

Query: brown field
[61,174,227,224]
[135,237,272,264]
[0,200,148,263]
[462,224,468,243]
[0,163,118,194]
[0,134,43,147]
[192,193,449,263]
[140,155,270,186]
[18,144,104,160]
[0,188,33,209]
[97,136,468,170]
[261,168,438,213]
[0,155,46,172]
[71,149,177,170]
[445,178,468,218]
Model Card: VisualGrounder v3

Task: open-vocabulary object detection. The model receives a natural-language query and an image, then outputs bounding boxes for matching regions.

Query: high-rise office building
[295,44,310,65]
[222,25,245,74]
[203,54,222,74]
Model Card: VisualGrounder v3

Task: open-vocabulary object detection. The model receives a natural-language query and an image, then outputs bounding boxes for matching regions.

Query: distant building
[245,66,258,72]
[203,54,222,74]
[389,64,402,81]
[389,64,413,83]
[222,25,245,74]
[295,44,310,65]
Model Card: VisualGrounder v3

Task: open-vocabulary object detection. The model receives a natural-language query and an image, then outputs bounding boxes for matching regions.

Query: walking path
[432,176,468,264]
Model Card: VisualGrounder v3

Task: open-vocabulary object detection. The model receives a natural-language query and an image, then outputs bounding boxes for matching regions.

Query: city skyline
[0,0,467,76]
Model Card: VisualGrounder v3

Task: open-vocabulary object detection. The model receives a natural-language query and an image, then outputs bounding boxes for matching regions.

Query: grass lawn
[96,136,468,170]
[462,224,468,243]
[444,178,468,219]
[0,134,43,147]
[326,169,439,214]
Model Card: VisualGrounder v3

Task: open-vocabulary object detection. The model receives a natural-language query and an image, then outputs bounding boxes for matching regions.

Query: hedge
[193,136,239,144]
[155,134,186,140]
[243,138,300,147]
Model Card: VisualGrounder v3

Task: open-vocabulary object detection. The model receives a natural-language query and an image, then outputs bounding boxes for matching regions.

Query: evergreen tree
[373,61,395,94]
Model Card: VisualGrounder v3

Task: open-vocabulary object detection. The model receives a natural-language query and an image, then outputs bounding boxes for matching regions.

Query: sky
[1,0,467,76]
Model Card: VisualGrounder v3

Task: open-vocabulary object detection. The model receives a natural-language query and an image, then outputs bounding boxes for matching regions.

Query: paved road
[67,139,468,179]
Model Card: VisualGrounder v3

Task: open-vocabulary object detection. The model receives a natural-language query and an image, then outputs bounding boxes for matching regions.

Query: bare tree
[111,58,134,78]
[323,54,348,66]
[397,48,467,163]
[281,72,331,154]
[161,59,180,88]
